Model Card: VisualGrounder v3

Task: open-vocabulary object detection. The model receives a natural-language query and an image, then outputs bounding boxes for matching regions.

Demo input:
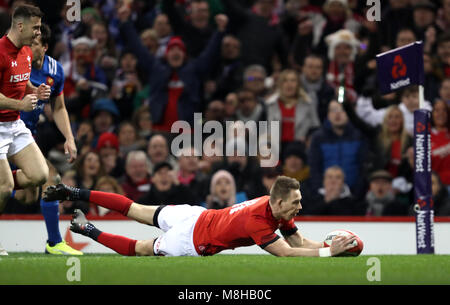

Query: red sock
[89,191,133,216]
[97,232,137,256]
[12,170,23,190]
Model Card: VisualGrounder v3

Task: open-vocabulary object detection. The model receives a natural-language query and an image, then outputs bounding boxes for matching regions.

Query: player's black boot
[70,209,101,240]
[43,184,88,202]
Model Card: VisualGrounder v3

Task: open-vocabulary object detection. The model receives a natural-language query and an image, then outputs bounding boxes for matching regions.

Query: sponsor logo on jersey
[9,72,30,83]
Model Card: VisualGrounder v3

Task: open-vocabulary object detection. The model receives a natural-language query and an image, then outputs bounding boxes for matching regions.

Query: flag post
[376,41,434,254]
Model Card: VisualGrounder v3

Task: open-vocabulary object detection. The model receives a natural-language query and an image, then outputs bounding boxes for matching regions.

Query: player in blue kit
[13,24,81,255]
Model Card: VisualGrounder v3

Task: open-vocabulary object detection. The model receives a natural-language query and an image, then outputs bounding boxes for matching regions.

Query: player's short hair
[270,176,300,202]
[38,23,51,46]
[12,4,43,21]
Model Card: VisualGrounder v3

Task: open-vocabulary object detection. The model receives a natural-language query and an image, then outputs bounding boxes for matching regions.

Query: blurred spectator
[365,170,409,216]
[146,134,178,173]
[303,166,361,215]
[300,54,335,123]
[118,4,228,131]
[222,0,289,74]
[161,0,215,58]
[281,141,310,184]
[344,97,413,178]
[117,121,142,157]
[242,64,269,102]
[429,171,450,215]
[152,13,173,58]
[423,52,441,103]
[430,100,450,190]
[176,146,209,204]
[433,32,450,80]
[92,176,125,216]
[236,89,267,123]
[355,86,432,136]
[439,78,450,104]
[436,0,450,32]
[140,28,159,55]
[411,1,440,49]
[308,101,368,198]
[138,161,196,205]
[204,99,226,123]
[89,20,118,83]
[289,0,361,66]
[91,98,120,139]
[207,34,244,100]
[266,69,320,144]
[395,27,417,48]
[204,169,247,209]
[62,36,108,102]
[120,150,151,202]
[96,132,125,179]
[132,104,153,140]
[71,151,105,214]
[75,120,95,156]
[224,91,239,120]
[110,49,142,120]
[324,29,360,103]
[216,137,265,199]
[199,138,224,174]
[378,0,413,50]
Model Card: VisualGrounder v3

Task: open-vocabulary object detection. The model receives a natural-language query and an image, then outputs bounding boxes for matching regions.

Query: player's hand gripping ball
[323,230,364,256]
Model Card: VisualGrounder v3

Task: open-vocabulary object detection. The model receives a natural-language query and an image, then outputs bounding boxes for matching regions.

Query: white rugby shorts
[153,204,206,257]
[0,119,34,160]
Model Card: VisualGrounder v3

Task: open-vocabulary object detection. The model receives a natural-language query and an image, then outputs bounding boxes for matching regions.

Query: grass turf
[0,253,449,285]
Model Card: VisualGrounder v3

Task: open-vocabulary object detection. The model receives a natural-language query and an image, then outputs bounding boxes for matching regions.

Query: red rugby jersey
[0,36,33,122]
[193,196,297,256]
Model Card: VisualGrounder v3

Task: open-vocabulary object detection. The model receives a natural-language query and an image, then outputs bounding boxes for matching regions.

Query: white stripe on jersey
[48,56,57,75]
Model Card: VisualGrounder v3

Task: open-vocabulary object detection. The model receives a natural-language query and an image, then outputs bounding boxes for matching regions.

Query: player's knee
[135,239,155,256]
[30,167,49,186]
[0,183,14,200]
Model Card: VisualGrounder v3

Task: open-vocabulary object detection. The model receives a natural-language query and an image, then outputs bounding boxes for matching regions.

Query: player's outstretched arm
[52,93,77,163]
[284,231,324,249]
[264,235,356,257]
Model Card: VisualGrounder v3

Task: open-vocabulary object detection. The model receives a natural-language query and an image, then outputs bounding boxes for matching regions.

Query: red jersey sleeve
[245,217,280,248]
[279,218,298,237]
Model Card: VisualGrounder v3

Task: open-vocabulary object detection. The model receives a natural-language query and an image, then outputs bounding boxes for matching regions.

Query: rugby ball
[323,230,364,257]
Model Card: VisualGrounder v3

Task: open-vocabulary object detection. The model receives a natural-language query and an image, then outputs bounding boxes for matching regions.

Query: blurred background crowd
[1,0,449,216]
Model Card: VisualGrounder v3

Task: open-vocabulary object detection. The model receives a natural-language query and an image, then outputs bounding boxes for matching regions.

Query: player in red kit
[43,176,356,257]
[0,5,51,254]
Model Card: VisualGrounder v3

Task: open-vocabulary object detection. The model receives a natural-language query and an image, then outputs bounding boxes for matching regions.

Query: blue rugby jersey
[21,55,64,135]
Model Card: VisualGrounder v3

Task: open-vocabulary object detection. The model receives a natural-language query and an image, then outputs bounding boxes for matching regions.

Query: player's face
[279,189,302,220]
[31,38,46,63]
[432,101,448,128]
[152,167,173,192]
[385,109,403,134]
[83,152,101,177]
[21,16,41,46]
[167,46,185,68]
[147,136,169,164]
[214,177,233,202]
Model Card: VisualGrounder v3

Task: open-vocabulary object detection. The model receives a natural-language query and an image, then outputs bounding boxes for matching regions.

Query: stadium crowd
[1,0,450,216]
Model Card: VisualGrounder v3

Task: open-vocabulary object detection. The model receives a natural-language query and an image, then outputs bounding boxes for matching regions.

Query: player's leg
[8,142,48,189]
[41,160,82,255]
[43,184,160,225]
[70,209,148,256]
[0,159,14,213]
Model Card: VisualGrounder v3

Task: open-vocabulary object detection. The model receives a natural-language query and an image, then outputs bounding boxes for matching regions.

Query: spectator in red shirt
[266,69,320,145]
